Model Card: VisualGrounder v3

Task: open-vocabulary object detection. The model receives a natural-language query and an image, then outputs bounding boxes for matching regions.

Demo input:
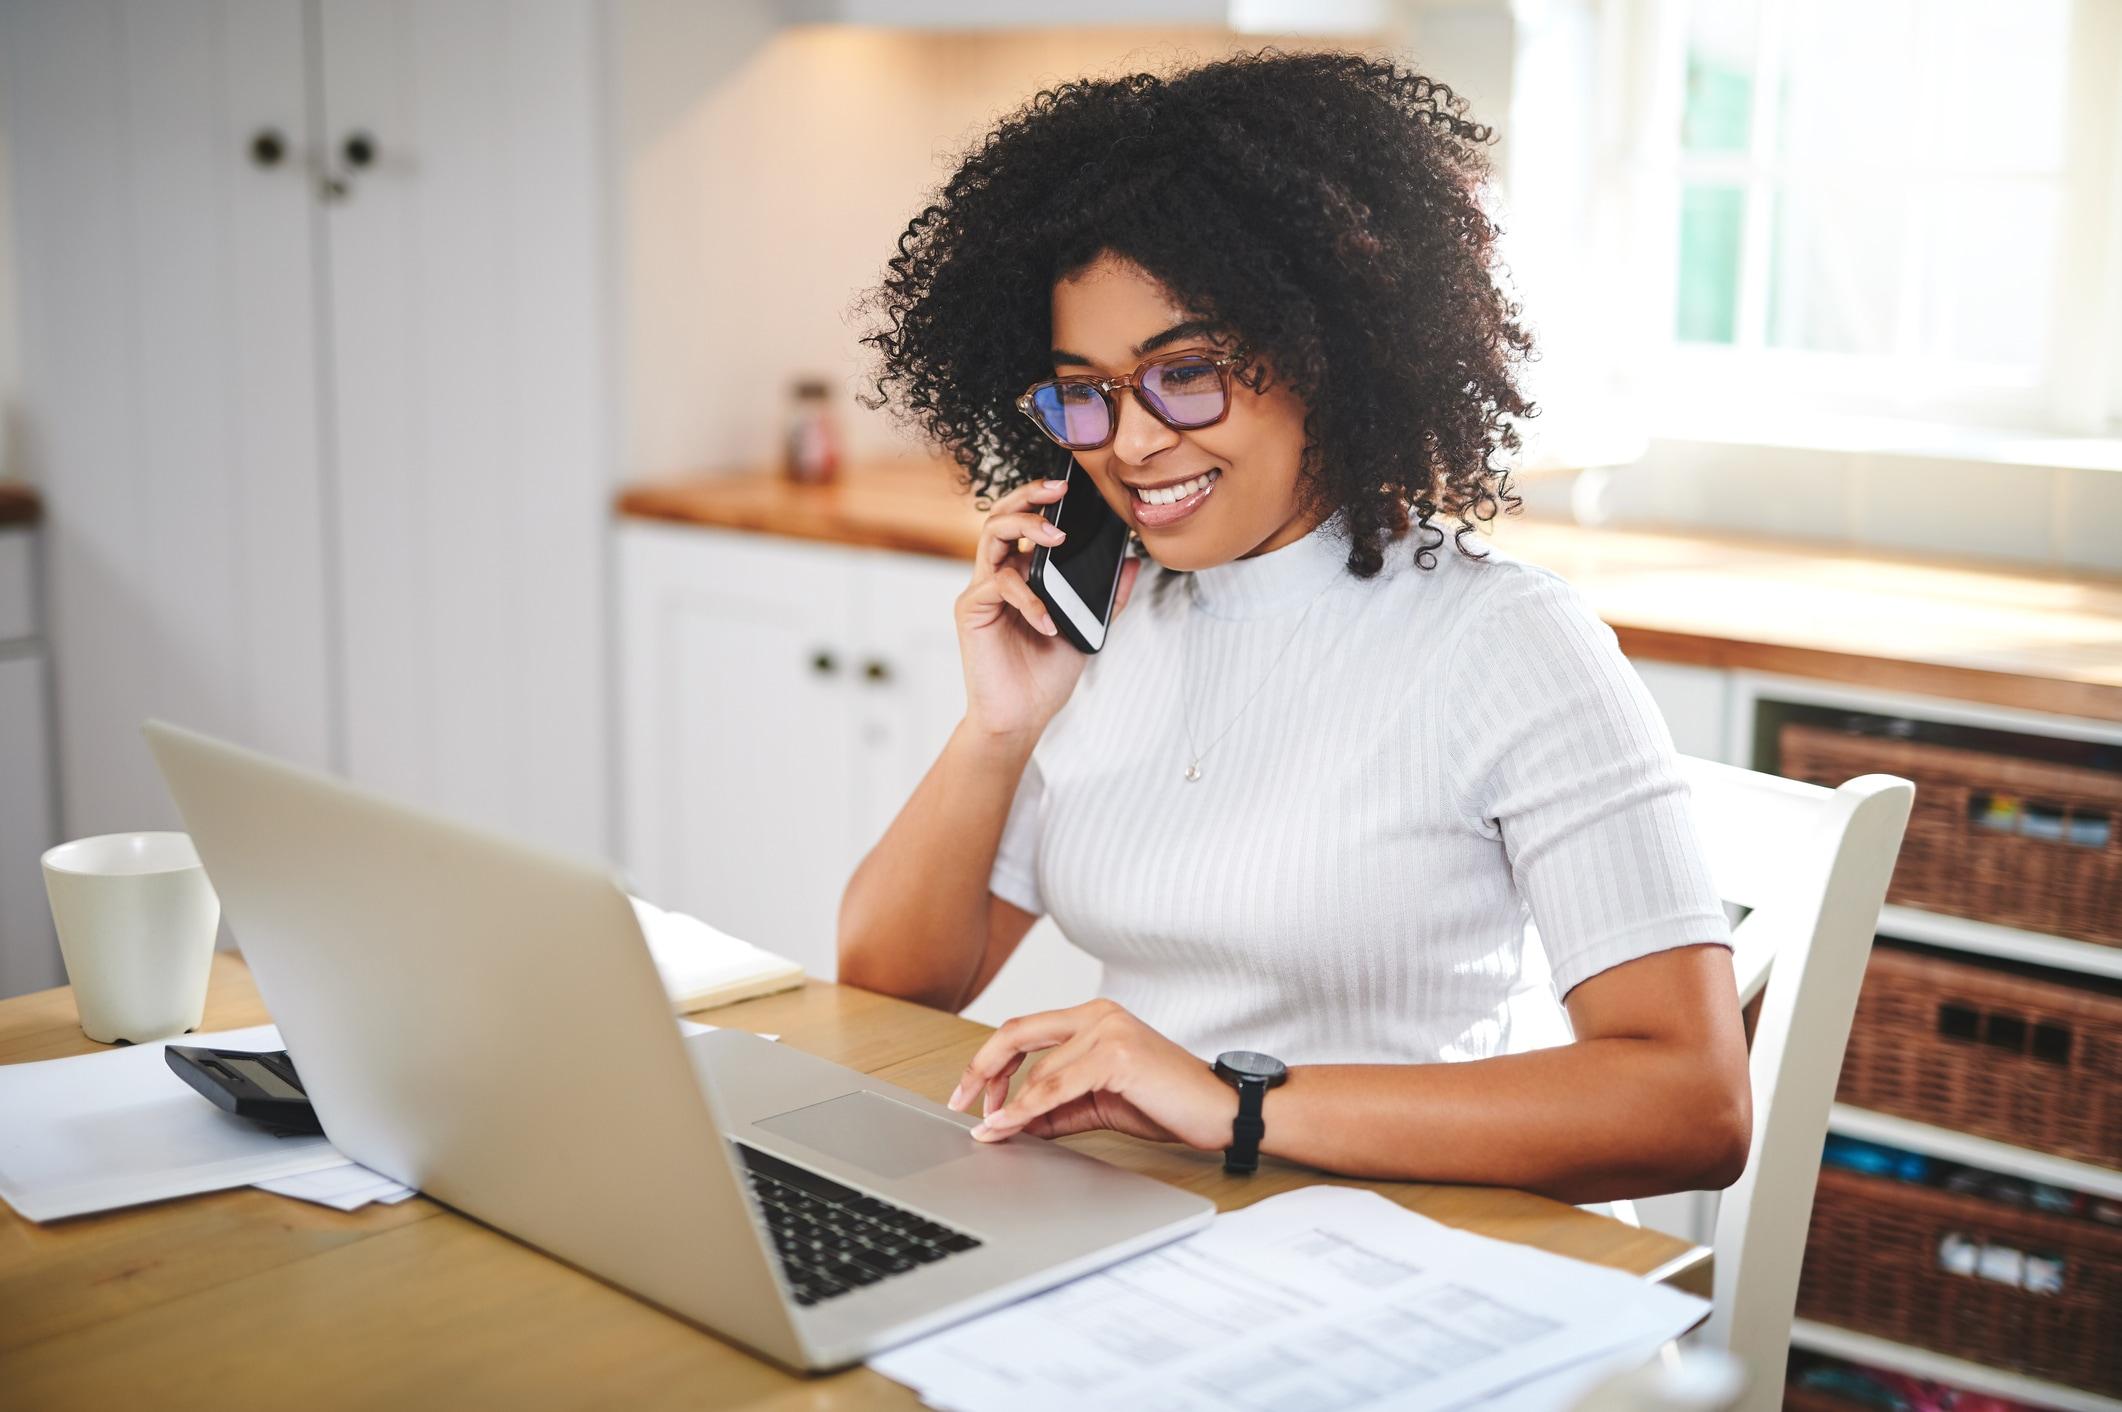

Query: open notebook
[628,896,806,1013]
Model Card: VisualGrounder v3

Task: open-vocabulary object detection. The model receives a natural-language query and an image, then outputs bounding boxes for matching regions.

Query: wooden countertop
[621,458,992,561]
[617,461,2122,724]
[0,482,40,527]
[1,954,1702,1408]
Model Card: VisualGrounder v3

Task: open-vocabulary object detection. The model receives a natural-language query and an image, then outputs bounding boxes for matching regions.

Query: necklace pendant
[1183,762,1202,783]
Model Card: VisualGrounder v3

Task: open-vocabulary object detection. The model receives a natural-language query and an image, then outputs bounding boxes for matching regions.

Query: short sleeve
[988,750,1045,916]
[1443,565,1730,1000]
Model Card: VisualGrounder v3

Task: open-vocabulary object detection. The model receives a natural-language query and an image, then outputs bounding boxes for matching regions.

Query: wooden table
[1,955,1706,1409]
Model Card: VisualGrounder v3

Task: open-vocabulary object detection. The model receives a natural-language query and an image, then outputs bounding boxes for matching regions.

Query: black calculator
[166,1044,325,1136]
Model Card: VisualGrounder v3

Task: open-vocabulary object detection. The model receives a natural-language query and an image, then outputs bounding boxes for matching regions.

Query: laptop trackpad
[752,1091,972,1181]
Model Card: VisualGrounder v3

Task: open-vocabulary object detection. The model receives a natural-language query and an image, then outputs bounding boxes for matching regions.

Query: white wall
[612,19,1341,481]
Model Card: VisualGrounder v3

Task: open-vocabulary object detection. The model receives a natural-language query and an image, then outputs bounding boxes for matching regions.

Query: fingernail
[947,1082,967,1110]
[1039,614,1057,636]
[1043,478,1067,488]
[1040,525,1066,541]
[969,1122,991,1139]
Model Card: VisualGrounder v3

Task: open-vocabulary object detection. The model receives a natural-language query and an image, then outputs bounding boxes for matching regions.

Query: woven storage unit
[1778,722,2122,946]
[1797,1167,2122,1395]
[1837,943,2121,1165]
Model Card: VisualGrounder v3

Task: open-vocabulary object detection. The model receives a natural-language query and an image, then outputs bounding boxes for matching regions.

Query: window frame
[1634,0,2122,438]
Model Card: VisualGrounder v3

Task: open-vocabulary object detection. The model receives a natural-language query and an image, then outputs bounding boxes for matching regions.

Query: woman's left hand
[945,999,1236,1150]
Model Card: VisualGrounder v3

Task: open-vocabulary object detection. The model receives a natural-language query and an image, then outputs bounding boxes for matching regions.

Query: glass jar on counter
[784,378,842,486]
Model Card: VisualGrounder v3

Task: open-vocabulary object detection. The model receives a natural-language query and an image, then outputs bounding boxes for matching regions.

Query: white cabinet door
[619,525,861,980]
[845,552,967,858]
[0,0,336,838]
[618,526,1109,1008]
[317,0,609,858]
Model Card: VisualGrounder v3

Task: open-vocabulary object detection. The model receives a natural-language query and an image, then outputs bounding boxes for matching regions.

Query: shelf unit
[1790,1320,2122,1412]
[1827,1104,2122,1200]
[1875,905,2122,981]
[1723,671,2120,1405]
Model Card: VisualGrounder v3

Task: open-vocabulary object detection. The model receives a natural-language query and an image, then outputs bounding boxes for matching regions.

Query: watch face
[1216,1050,1287,1084]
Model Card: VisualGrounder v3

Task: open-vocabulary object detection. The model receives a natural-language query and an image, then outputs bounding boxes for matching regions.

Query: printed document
[871,1185,1706,1412]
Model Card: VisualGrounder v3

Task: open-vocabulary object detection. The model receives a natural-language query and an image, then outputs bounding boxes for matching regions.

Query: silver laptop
[145,721,1212,1373]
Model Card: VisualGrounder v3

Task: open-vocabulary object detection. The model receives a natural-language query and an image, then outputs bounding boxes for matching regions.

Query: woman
[839,51,1750,1204]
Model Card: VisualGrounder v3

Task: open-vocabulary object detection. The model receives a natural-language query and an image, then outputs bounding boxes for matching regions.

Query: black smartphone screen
[1043,466,1130,630]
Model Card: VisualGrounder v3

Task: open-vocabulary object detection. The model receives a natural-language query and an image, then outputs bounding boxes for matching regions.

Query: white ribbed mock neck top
[988,513,1730,1065]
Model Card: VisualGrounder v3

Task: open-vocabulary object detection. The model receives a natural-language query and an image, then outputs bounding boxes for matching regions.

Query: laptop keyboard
[735,1144,984,1307]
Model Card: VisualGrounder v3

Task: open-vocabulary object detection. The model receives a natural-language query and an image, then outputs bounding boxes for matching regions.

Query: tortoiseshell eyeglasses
[1015,352,1241,451]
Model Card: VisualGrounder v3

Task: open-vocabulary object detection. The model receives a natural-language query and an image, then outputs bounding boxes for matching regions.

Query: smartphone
[1027,462,1132,653]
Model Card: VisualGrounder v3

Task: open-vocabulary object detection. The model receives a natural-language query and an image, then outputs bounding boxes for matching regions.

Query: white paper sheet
[1472,1337,1676,1412]
[0,1012,785,1222]
[632,895,804,1010]
[0,1023,345,1222]
[869,1185,1708,1412]
[254,1162,416,1211]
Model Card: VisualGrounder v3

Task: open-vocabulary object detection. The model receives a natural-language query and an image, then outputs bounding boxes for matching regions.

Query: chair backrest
[1679,755,1914,1411]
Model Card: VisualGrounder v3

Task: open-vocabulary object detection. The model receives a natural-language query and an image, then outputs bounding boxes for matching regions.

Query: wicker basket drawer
[1797,1167,2122,1394]
[1837,943,2121,1166]
[1778,722,2122,947]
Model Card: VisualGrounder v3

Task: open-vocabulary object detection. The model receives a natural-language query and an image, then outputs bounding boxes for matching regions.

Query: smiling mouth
[1126,467,1222,530]
[1129,468,1221,505]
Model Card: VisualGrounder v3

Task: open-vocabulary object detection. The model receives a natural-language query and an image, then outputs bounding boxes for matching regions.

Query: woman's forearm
[837,719,1036,1009]
[1258,1039,1752,1204]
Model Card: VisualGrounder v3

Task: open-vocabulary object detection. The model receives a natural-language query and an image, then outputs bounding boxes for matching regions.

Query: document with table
[870,1184,1706,1412]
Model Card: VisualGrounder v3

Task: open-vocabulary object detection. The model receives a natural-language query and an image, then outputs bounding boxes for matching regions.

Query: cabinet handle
[317,132,377,202]
[862,659,891,685]
[249,128,287,168]
[810,650,838,677]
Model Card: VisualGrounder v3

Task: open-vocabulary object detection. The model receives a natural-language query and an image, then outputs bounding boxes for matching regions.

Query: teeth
[1134,469,1220,506]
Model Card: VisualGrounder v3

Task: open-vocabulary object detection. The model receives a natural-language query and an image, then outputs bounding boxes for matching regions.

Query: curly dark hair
[859,48,1535,577]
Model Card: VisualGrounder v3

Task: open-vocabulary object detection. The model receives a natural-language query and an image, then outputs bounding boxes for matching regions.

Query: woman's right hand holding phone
[955,477,1139,748]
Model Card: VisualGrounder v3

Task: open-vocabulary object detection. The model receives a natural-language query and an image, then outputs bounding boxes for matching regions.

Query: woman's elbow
[837,906,955,1009]
[1689,1072,1754,1190]
[836,894,889,995]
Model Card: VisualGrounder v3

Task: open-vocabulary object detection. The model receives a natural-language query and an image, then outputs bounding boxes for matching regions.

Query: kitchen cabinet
[617,521,1106,1011]
[619,525,866,978]
[0,0,609,861]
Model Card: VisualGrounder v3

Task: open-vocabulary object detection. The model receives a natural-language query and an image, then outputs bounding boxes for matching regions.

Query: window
[1658,0,2119,433]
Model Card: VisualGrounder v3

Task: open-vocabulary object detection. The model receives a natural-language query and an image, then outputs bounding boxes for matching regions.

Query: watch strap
[1224,1077,1268,1174]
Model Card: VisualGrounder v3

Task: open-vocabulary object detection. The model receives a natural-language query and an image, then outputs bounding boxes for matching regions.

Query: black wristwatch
[1212,1050,1288,1175]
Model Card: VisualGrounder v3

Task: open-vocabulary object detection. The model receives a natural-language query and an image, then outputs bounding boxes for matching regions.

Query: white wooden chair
[1678,755,1914,1411]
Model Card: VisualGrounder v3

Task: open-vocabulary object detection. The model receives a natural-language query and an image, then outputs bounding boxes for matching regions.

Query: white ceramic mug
[42,832,221,1044]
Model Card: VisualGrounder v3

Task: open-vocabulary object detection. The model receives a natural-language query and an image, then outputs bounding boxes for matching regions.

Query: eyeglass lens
[1027,357,1226,448]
